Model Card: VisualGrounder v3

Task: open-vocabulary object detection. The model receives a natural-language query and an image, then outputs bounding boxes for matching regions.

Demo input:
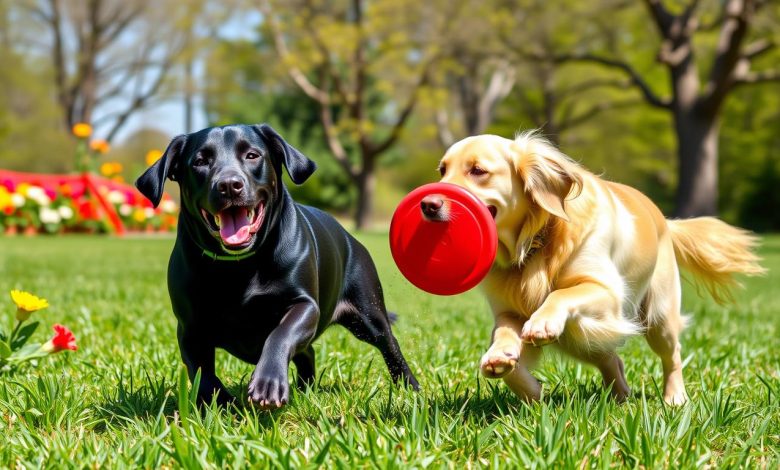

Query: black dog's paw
[247,370,289,410]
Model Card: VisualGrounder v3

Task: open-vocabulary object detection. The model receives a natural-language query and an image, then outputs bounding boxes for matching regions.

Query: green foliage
[720,84,780,230]
[204,39,352,212]
[0,49,73,172]
[1,0,778,226]
[0,234,779,466]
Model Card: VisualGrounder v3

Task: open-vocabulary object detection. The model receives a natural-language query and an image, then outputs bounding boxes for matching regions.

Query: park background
[1,0,779,230]
[1,0,779,467]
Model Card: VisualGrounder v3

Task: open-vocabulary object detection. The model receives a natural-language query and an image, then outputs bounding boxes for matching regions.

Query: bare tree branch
[558,77,631,99]
[549,52,672,109]
[642,0,675,35]
[702,0,754,111]
[559,98,641,131]
[104,55,175,142]
[741,38,775,60]
[259,0,330,104]
[734,68,780,84]
[475,61,516,134]
[370,64,432,156]
[435,109,455,148]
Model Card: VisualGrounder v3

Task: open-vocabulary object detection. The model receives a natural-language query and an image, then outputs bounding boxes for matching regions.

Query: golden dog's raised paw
[480,347,518,378]
[520,315,565,346]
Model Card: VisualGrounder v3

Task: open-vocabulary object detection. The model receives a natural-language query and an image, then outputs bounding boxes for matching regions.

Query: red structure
[0,169,177,235]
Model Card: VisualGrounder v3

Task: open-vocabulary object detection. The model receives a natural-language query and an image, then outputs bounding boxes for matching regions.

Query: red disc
[389,182,497,296]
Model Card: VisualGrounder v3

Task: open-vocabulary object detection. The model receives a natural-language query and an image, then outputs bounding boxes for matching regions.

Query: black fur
[136,124,418,407]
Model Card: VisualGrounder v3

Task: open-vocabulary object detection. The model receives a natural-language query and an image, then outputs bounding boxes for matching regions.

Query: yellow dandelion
[10,289,49,322]
[72,123,92,138]
[145,149,163,166]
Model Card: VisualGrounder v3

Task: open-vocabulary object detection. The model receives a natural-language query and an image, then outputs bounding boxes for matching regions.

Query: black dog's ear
[255,124,316,185]
[135,135,187,208]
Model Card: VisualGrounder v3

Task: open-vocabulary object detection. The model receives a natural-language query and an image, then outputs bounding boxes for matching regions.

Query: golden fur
[437,132,765,405]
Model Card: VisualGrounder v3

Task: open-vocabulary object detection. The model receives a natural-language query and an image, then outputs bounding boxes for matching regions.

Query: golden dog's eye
[438,165,446,177]
[469,166,488,176]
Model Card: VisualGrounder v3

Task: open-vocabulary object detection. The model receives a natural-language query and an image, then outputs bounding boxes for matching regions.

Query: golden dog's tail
[668,217,766,304]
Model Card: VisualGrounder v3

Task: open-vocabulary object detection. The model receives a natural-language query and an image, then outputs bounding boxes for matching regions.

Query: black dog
[136,124,419,408]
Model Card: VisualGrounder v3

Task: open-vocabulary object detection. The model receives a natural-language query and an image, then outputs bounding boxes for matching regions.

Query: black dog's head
[136,124,316,254]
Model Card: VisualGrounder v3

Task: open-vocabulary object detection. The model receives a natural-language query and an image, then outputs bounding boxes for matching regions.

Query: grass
[0,233,778,468]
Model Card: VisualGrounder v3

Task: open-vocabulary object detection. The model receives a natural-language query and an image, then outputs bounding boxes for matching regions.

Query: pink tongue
[219,207,252,246]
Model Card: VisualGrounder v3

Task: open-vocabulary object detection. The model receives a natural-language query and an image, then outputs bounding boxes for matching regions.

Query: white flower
[58,205,74,220]
[119,204,132,216]
[39,207,61,225]
[160,200,178,214]
[11,193,25,207]
[25,186,44,199]
[25,186,50,206]
[107,190,126,205]
[144,208,155,218]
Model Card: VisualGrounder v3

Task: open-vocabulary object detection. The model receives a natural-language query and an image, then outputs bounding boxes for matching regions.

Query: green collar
[200,247,256,262]
[181,219,257,262]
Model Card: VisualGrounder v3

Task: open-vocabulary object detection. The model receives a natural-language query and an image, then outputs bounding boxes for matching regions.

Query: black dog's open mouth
[200,201,265,249]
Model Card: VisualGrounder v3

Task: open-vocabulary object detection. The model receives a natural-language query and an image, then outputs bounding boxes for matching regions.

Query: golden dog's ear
[514,139,582,221]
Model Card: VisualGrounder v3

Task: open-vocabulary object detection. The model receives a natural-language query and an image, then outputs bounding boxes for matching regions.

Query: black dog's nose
[217,176,245,198]
[420,196,443,217]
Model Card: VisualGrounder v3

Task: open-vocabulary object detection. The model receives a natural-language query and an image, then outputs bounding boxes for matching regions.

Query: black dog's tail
[387,312,398,324]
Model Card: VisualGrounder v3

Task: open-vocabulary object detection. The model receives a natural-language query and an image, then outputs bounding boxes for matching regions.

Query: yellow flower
[133,208,146,223]
[10,289,49,322]
[0,186,10,209]
[72,123,92,138]
[16,182,30,196]
[145,149,163,166]
[100,162,124,177]
[90,139,110,154]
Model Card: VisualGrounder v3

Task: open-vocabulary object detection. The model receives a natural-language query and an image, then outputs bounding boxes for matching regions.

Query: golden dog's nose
[420,195,443,218]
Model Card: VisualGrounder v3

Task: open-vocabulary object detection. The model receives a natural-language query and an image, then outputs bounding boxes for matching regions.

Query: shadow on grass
[91,369,655,433]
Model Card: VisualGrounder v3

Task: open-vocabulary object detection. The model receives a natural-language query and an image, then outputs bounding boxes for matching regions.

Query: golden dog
[425,132,764,405]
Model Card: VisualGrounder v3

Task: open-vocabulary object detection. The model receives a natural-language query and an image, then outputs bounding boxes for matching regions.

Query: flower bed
[0,169,177,235]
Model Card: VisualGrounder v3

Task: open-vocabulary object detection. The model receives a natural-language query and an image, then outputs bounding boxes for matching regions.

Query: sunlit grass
[0,234,778,467]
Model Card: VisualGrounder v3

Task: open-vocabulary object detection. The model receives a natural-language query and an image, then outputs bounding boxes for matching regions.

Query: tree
[0,2,74,172]
[429,1,517,147]
[203,37,353,212]
[495,0,645,146]
[259,0,448,229]
[534,0,780,217]
[25,0,201,142]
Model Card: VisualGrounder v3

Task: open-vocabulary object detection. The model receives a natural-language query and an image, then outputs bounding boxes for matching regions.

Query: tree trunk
[673,111,719,217]
[353,168,375,230]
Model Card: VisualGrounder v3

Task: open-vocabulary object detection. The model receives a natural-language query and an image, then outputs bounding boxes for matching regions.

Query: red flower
[42,324,78,353]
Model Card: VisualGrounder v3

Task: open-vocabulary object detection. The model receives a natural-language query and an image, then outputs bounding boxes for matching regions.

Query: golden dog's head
[426,132,583,264]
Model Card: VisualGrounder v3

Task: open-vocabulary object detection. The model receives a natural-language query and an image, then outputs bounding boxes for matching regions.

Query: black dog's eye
[469,166,488,176]
[193,155,208,167]
[245,151,260,160]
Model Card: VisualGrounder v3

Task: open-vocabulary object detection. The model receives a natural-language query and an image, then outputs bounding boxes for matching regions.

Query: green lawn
[0,233,778,468]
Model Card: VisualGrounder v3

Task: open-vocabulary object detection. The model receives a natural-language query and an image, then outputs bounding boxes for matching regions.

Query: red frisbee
[389,182,497,295]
